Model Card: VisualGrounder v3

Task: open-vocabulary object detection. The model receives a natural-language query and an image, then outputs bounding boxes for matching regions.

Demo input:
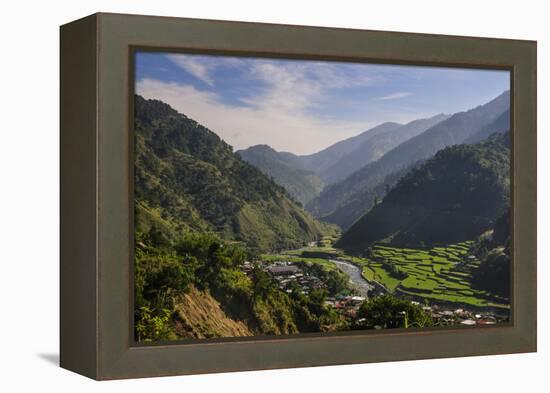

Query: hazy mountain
[464,109,510,144]
[134,95,326,252]
[237,144,323,205]
[337,131,510,251]
[322,114,450,184]
[307,90,510,229]
[318,164,419,230]
[298,122,403,178]
[239,115,448,205]
[237,122,403,204]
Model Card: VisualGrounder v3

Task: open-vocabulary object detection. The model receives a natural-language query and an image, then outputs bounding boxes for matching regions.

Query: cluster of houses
[243,260,369,319]
[240,260,504,328]
[262,261,327,295]
[323,295,366,319]
[420,303,501,326]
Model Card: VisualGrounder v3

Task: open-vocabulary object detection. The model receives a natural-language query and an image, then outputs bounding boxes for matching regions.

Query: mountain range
[134,90,510,251]
[307,90,510,229]
[337,131,511,250]
[133,90,511,341]
[238,113,448,204]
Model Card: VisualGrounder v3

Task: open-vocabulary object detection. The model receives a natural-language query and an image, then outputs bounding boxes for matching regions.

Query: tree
[357,295,432,329]
[250,266,276,299]
[308,288,328,315]
[135,306,174,342]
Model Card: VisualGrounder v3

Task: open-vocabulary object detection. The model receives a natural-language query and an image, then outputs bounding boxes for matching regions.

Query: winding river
[331,259,375,297]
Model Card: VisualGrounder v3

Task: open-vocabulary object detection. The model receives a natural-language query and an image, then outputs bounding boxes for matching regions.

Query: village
[240,258,505,328]
[240,259,368,321]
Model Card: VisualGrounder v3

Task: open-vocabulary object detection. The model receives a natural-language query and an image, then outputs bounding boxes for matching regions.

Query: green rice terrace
[357,243,509,310]
[262,236,509,312]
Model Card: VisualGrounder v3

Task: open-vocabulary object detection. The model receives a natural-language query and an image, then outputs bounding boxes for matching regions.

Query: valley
[259,235,509,328]
[133,90,511,342]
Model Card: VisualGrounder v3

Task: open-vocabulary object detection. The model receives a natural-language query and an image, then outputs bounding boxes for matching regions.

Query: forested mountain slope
[237,144,324,205]
[337,131,510,251]
[134,95,324,252]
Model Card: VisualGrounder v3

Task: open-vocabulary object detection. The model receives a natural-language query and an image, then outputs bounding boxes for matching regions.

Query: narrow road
[331,259,374,297]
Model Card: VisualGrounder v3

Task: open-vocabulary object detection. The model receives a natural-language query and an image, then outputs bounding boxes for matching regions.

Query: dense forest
[134,95,328,254]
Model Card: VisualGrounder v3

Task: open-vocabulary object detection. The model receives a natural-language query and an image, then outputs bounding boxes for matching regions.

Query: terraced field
[350,242,509,310]
[262,236,509,311]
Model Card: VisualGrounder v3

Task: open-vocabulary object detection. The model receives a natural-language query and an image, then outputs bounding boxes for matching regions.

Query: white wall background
[0,0,546,390]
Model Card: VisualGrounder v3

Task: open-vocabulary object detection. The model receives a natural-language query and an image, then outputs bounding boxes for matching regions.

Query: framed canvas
[60,12,537,380]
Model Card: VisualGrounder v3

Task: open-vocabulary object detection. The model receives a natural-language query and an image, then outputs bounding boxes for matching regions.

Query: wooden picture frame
[60,12,537,380]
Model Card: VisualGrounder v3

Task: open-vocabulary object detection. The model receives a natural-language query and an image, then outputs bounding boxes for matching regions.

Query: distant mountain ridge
[465,109,510,144]
[238,114,448,205]
[337,131,511,251]
[297,121,403,178]
[321,114,450,184]
[308,90,510,229]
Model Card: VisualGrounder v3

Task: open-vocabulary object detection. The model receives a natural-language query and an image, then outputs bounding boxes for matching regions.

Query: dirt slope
[172,285,253,339]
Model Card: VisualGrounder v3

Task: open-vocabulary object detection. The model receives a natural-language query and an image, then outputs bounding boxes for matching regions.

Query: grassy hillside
[134,95,325,252]
[338,131,510,250]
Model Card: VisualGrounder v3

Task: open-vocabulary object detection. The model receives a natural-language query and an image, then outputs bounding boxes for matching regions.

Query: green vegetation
[338,131,510,250]
[133,93,511,341]
[134,95,351,341]
[135,232,349,341]
[135,95,326,253]
[470,211,511,298]
[345,241,508,309]
[237,144,324,205]
[357,295,433,329]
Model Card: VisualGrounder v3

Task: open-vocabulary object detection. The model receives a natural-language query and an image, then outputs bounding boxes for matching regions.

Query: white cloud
[167,55,215,86]
[379,91,413,100]
[136,57,428,154]
[136,78,371,155]
[166,54,248,87]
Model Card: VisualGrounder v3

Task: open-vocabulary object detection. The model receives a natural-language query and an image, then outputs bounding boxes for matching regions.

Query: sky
[135,51,509,155]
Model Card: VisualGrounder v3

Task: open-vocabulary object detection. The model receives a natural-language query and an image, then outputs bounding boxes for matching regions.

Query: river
[331,259,375,297]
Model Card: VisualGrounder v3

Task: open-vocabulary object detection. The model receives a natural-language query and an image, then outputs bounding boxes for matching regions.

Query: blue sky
[136,51,509,155]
